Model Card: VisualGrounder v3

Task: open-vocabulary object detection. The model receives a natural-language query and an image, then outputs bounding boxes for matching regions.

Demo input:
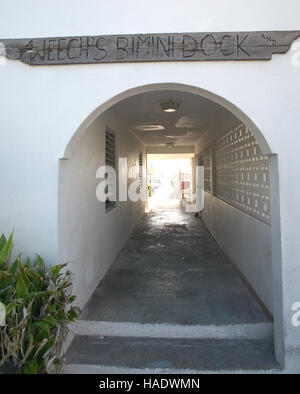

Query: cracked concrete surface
[81,208,270,326]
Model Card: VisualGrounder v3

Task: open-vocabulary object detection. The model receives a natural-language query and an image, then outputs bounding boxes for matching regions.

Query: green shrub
[0,232,80,374]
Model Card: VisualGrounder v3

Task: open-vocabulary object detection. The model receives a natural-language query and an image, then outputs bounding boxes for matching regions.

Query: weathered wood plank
[1,31,300,65]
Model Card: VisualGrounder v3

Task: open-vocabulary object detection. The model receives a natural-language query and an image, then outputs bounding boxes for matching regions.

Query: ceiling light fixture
[166,142,175,149]
[160,99,180,113]
[134,125,165,131]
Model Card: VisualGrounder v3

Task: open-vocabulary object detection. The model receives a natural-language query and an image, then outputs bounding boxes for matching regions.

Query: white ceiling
[112,90,238,147]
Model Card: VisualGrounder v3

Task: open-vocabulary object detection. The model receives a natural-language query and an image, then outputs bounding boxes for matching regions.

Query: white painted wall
[202,193,273,313]
[58,109,145,308]
[195,121,273,314]
[0,0,300,369]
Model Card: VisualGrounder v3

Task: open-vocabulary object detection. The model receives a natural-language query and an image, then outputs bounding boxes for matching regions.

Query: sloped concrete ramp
[66,208,278,373]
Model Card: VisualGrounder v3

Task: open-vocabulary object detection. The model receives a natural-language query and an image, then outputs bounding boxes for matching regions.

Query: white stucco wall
[195,121,273,315]
[58,109,145,308]
[202,193,273,314]
[0,0,299,369]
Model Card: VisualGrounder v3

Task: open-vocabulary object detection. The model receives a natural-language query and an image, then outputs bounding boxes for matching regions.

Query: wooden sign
[1,31,300,65]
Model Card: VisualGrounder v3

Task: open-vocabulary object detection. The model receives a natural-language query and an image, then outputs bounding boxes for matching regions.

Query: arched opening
[60,83,283,370]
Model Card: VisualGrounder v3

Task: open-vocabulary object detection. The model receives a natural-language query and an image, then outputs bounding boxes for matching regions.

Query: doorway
[147,154,193,211]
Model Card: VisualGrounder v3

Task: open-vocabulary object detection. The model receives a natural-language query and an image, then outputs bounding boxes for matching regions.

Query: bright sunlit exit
[147,154,194,210]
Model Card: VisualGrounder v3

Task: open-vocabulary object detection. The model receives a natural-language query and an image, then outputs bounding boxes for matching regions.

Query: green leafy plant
[0,232,80,374]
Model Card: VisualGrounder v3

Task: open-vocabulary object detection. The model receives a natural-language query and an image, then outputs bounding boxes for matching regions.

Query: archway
[59,83,283,366]
[63,83,272,158]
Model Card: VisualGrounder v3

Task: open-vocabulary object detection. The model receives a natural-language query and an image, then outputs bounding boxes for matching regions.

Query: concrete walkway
[81,208,270,326]
[66,207,277,373]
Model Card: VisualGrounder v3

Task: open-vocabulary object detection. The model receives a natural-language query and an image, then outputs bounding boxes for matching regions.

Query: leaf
[50,265,62,280]
[27,267,43,285]
[17,258,30,287]
[5,302,16,316]
[9,259,19,274]
[22,333,34,364]
[39,337,54,358]
[47,304,57,313]
[16,274,28,298]
[42,316,58,327]
[0,285,13,298]
[35,327,49,342]
[0,271,14,289]
[34,320,50,334]
[68,307,81,321]
[24,359,38,374]
[50,264,68,282]
[35,254,45,271]
[0,234,7,253]
[24,258,31,268]
[0,232,13,268]
[32,338,49,360]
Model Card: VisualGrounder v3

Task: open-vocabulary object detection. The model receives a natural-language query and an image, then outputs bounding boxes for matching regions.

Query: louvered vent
[105,128,116,211]
[138,152,143,190]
